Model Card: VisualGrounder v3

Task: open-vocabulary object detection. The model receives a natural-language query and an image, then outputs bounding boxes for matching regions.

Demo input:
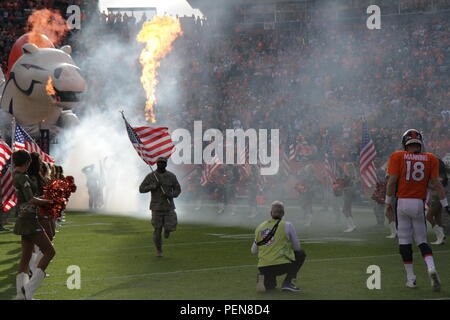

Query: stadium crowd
[1,1,449,185]
[158,12,450,165]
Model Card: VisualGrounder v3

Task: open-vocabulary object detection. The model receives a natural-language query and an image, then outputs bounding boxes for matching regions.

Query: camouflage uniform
[13,172,43,236]
[139,167,181,253]
[30,175,54,239]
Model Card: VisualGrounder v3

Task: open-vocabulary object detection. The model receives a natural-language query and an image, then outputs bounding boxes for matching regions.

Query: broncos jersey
[387,151,439,199]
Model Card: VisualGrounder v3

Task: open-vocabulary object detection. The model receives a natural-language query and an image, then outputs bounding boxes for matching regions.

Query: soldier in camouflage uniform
[139,157,181,257]
[12,150,53,300]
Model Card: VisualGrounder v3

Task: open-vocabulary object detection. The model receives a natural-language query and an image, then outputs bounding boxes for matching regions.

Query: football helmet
[402,129,423,150]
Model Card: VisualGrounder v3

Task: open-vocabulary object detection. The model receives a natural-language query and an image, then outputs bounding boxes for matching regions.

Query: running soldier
[139,157,181,257]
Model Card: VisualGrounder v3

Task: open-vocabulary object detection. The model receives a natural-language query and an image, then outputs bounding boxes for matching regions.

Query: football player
[385,129,449,291]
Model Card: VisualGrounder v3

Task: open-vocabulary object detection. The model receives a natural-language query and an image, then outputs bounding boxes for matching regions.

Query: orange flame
[46,76,56,97]
[137,16,182,123]
[27,9,69,46]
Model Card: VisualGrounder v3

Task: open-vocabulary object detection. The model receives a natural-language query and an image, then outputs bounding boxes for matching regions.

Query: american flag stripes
[360,120,378,188]
[256,162,267,191]
[281,148,291,176]
[14,124,54,163]
[0,139,12,172]
[200,155,221,186]
[1,163,16,212]
[238,144,251,179]
[324,152,337,183]
[122,114,175,165]
[288,137,296,161]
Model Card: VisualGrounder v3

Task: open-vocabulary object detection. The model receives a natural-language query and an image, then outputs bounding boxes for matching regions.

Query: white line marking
[60,223,113,228]
[35,250,450,292]
[65,237,338,253]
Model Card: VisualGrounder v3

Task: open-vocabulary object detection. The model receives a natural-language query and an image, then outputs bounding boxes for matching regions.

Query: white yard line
[59,223,113,228]
[35,250,450,294]
[63,235,362,253]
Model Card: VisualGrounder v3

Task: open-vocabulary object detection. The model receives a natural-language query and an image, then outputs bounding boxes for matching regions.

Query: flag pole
[11,117,16,151]
[120,111,171,204]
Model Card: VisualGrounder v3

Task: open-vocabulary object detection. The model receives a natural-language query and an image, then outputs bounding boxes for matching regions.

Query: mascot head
[1,43,86,126]
[6,33,55,79]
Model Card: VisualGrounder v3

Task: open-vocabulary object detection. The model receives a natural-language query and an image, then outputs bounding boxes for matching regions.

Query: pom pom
[39,176,77,218]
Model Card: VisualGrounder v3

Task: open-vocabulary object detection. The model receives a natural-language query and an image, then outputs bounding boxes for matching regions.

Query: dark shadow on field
[4,247,21,255]
[82,276,306,300]
[0,240,20,246]
[0,256,19,265]
[0,288,16,300]
[0,236,22,300]
[0,262,19,300]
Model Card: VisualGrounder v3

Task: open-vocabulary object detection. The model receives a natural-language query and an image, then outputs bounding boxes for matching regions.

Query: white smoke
[46,10,157,217]
[53,112,151,217]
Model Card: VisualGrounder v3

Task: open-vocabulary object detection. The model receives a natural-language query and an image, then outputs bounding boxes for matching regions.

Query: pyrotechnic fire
[46,76,57,98]
[137,16,183,123]
[28,9,69,46]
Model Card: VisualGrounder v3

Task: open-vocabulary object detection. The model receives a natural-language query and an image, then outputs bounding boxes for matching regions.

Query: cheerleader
[13,150,54,300]
[27,153,54,275]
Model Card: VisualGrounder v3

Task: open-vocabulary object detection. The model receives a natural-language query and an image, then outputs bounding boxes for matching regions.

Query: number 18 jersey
[387,151,439,199]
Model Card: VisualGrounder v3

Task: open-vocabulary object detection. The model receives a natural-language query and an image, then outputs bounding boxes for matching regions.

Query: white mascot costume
[0,42,85,140]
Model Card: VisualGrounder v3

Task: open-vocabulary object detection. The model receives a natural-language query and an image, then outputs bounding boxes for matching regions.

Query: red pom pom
[39,177,77,218]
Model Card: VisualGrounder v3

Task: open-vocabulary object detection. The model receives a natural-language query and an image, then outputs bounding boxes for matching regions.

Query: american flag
[238,144,251,179]
[324,152,337,183]
[200,155,221,186]
[287,136,297,161]
[122,114,174,165]
[256,162,267,191]
[1,163,16,212]
[360,120,378,188]
[14,124,54,163]
[0,139,12,172]
[281,146,291,176]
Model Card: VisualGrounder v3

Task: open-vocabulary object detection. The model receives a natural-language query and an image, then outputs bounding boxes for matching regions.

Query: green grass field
[0,202,449,300]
